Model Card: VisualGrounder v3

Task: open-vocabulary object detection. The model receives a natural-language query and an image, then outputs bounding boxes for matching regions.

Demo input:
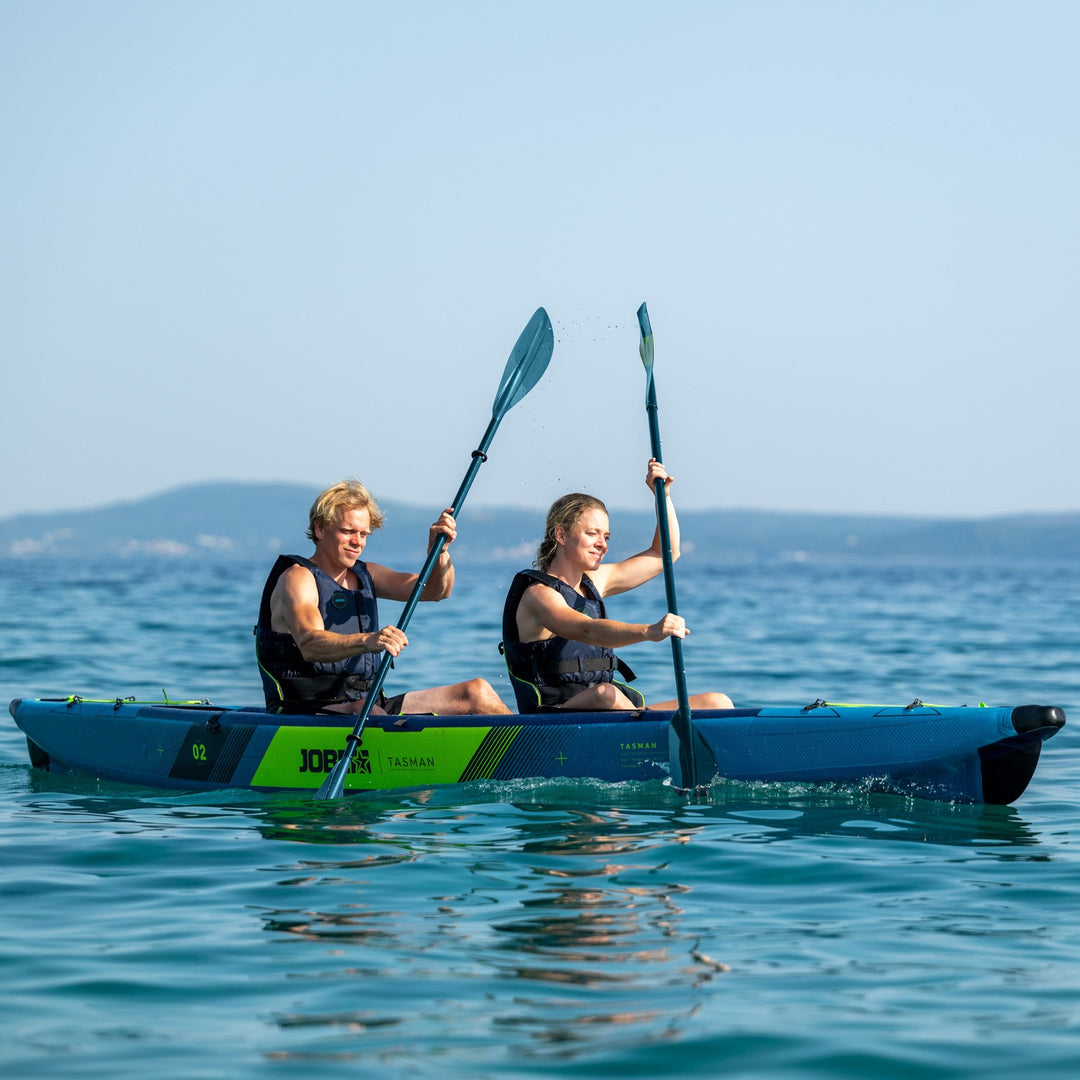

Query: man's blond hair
[307,479,385,542]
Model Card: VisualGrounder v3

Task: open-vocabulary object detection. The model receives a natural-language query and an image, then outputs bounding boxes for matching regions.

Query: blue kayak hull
[7,696,1065,804]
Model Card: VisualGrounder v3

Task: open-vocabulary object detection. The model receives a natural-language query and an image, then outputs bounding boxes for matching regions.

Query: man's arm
[271,563,407,662]
[368,508,457,603]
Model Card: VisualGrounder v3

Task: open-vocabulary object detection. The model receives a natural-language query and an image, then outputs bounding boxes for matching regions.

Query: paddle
[636,301,702,794]
[314,307,555,801]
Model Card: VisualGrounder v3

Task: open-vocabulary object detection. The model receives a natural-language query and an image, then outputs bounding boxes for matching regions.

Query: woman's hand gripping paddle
[637,302,706,794]
[315,308,555,800]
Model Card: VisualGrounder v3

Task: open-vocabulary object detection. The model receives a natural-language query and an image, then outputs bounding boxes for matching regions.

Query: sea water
[1,553,1079,1078]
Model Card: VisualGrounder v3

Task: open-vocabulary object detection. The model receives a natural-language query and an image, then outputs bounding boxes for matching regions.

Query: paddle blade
[668,718,692,792]
[637,301,654,371]
[315,750,350,800]
[492,307,554,418]
[668,715,717,795]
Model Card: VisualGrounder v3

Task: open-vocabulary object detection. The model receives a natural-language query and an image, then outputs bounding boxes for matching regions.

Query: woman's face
[557,507,610,571]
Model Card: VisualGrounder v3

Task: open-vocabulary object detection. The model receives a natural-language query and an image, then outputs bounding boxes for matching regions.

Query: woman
[501,459,733,713]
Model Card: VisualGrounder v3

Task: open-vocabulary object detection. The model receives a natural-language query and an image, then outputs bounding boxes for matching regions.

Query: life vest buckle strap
[553,656,617,675]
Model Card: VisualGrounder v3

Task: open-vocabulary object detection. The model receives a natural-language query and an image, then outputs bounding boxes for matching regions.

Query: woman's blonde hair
[534,492,608,572]
[307,479,385,542]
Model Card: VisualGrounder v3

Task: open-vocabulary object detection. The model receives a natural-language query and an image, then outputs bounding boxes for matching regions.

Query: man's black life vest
[500,569,642,713]
[254,554,381,712]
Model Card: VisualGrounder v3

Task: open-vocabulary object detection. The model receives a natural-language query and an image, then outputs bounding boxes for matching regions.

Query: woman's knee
[699,692,733,709]
[596,682,622,708]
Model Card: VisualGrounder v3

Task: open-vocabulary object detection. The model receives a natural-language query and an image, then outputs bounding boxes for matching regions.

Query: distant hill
[0,482,542,563]
[1,482,1079,562]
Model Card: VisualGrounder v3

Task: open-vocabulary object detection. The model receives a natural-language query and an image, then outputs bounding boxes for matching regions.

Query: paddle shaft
[645,377,695,724]
[638,302,698,791]
[315,417,503,800]
[395,418,500,635]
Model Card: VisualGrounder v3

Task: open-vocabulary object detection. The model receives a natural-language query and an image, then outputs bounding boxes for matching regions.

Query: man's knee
[462,678,509,713]
[459,677,484,700]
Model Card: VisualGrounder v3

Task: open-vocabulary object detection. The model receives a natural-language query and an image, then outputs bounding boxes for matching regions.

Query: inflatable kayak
[7,695,1065,804]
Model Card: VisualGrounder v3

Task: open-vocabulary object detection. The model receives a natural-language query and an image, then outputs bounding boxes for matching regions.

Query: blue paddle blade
[637,302,654,370]
[668,721,691,791]
[492,307,554,419]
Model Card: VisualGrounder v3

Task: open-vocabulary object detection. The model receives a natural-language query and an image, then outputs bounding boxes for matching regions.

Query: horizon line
[1,477,1078,526]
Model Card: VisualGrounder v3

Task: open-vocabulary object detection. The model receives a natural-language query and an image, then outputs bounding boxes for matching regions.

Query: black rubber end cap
[1011,705,1066,734]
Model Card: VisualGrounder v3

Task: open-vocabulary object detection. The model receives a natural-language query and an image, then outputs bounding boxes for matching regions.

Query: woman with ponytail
[500,459,733,713]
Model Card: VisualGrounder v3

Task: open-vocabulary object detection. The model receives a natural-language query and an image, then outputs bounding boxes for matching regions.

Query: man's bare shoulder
[274,561,318,597]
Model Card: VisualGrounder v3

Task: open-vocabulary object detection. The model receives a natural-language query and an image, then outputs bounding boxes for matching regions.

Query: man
[501,459,733,712]
[256,479,510,715]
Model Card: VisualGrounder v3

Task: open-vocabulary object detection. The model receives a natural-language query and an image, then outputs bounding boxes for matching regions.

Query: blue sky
[3,1,1077,520]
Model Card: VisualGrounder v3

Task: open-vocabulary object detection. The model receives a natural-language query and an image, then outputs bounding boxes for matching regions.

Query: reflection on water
[234,785,1054,1059]
[13,768,1046,856]
[708,783,1045,849]
[243,778,1047,856]
[260,907,401,946]
[248,802,736,1060]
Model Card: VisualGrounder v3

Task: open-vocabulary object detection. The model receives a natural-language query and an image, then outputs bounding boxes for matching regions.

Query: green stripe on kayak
[251,724,495,790]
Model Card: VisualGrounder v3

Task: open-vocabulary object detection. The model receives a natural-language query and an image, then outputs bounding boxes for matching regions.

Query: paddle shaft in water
[315,308,554,800]
[637,302,699,793]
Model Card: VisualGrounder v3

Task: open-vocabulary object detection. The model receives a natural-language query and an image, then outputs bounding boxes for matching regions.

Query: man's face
[316,507,372,569]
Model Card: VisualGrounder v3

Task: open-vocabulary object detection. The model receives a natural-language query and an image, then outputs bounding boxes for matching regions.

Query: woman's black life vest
[500,569,642,713]
[255,554,381,712]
